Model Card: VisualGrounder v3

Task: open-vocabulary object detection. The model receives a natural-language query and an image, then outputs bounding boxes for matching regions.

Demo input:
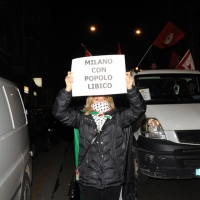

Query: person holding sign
[52,71,146,200]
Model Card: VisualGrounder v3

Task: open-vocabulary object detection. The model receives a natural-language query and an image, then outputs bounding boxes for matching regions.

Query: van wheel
[43,138,50,152]
[20,172,31,200]
[133,146,149,184]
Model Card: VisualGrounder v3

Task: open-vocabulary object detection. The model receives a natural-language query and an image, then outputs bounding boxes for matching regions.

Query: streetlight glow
[135,29,141,35]
[90,26,96,32]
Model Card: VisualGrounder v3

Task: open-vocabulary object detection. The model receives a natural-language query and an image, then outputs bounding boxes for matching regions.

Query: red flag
[152,22,185,48]
[175,50,195,70]
[118,43,122,54]
[81,43,92,56]
[169,52,180,68]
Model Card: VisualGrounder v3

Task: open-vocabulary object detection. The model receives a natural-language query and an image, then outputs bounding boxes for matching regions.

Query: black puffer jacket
[52,86,146,189]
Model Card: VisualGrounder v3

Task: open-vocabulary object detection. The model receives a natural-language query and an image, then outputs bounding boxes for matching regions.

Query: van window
[0,88,13,136]
[4,86,27,128]
[135,73,200,104]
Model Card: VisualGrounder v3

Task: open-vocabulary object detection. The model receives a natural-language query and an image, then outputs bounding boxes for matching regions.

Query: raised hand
[65,71,73,92]
[126,71,134,90]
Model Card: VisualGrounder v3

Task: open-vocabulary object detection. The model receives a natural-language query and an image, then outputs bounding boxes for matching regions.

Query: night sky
[47,0,197,89]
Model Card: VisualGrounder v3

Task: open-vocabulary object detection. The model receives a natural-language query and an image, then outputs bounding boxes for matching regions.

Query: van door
[0,85,28,199]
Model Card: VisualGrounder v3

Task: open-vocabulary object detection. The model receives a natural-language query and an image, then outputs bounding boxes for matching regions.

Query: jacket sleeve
[52,88,81,128]
[118,86,146,128]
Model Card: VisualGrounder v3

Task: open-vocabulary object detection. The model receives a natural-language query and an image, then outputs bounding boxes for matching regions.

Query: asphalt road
[31,137,200,200]
[31,136,74,200]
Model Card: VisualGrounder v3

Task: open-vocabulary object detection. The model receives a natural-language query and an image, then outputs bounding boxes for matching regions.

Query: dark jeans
[79,184,121,200]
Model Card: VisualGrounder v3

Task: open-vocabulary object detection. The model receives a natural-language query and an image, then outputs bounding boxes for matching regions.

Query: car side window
[0,88,13,136]
[3,86,27,129]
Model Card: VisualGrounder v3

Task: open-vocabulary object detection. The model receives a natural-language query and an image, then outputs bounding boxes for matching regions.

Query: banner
[169,51,180,68]
[118,43,122,54]
[152,21,185,48]
[71,55,127,96]
[175,50,195,70]
[81,43,92,56]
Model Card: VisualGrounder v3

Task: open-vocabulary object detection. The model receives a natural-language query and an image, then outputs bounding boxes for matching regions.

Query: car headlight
[141,118,166,139]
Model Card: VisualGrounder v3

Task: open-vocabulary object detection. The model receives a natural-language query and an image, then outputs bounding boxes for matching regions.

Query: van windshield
[135,73,200,104]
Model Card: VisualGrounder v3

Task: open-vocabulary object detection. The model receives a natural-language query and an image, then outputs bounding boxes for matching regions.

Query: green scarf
[86,110,112,119]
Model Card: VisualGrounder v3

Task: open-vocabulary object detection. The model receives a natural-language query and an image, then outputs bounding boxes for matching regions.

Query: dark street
[31,130,75,200]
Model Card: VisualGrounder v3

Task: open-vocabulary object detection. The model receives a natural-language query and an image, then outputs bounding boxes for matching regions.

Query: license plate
[196,169,200,176]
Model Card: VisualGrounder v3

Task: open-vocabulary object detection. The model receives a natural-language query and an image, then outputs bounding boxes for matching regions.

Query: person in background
[150,62,157,69]
[52,71,146,200]
[187,80,198,95]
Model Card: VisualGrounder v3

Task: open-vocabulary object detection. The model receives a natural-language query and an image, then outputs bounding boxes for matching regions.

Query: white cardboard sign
[139,88,151,100]
[71,55,127,97]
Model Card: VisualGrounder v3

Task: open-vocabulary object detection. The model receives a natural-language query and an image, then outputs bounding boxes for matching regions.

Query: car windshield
[135,73,200,104]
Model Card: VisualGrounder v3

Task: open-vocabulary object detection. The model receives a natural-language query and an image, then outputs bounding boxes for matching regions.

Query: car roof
[0,77,17,86]
[132,69,200,76]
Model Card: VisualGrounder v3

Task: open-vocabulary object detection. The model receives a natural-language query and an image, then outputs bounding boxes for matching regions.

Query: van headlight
[141,118,166,139]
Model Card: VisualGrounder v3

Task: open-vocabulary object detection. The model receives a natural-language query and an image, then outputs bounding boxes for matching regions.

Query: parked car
[28,109,50,157]
[131,69,200,183]
[0,77,32,200]
[40,106,60,144]
[28,106,59,157]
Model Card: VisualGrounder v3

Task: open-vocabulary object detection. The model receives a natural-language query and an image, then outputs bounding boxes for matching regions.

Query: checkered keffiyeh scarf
[91,102,112,131]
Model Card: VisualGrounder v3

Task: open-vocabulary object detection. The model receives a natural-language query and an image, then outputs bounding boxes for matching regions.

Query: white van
[0,77,32,199]
[131,69,200,183]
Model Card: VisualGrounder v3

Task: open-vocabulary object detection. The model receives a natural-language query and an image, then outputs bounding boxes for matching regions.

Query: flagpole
[137,22,167,67]
[81,43,87,50]
[175,49,189,69]
[137,45,152,67]
[81,43,92,56]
